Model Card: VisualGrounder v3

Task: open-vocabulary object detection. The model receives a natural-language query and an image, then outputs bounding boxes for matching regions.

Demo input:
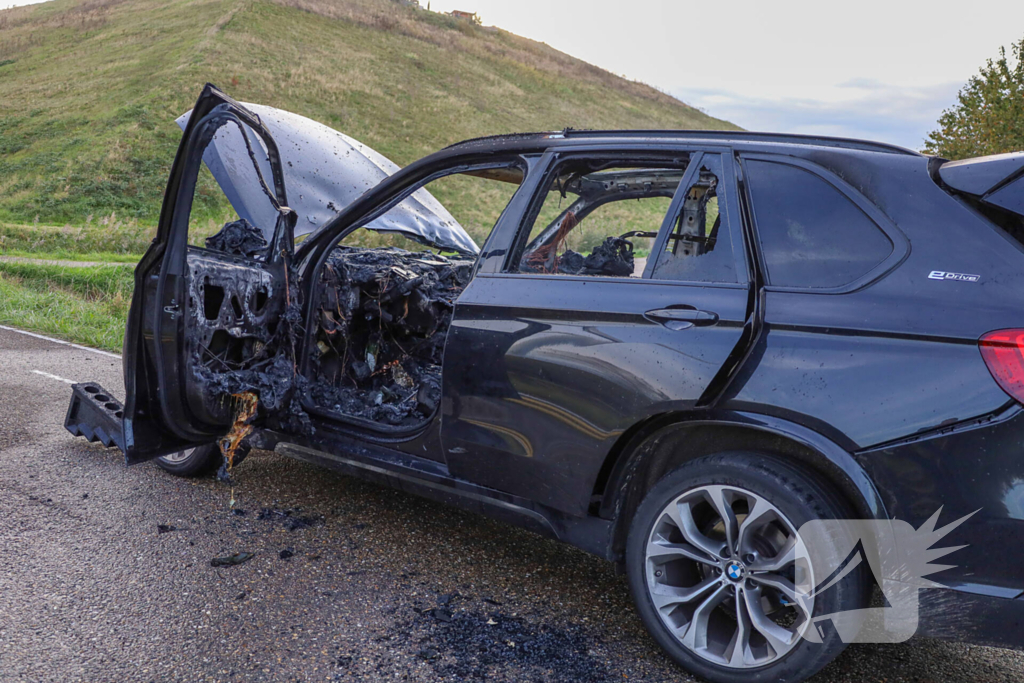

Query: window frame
[643,151,747,285]
[739,153,909,294]
[499,146,749,287]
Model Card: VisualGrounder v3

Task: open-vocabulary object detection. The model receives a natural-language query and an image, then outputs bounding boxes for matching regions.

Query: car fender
[597,409,890,555]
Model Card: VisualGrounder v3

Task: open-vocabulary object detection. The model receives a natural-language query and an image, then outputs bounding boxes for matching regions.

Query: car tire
[625,451,868,683]
[155,443,249,477]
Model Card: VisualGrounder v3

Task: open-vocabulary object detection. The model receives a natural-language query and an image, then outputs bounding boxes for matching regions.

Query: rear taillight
[979,329,1024,403]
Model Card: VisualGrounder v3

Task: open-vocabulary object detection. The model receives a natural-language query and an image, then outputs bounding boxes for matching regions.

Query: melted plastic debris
[521,214,636,276]
[308,246,472,427]
[210,551,255,567]
[556,237,635,277]
[217,391,258,478]
[205,218,268,258]
[256,507,321,531]
[557,249,585,273]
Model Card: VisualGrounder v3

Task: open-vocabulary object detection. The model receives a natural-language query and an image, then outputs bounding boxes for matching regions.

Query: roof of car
[444,129,922,157]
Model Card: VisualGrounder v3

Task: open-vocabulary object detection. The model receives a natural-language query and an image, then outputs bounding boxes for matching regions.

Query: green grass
[0,214,225,260]
[0,220,152,255]
[0,261,133,351]
[1,249,141,263]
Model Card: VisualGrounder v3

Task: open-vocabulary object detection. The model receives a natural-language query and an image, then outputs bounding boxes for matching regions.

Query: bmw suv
[66,85,1024,682]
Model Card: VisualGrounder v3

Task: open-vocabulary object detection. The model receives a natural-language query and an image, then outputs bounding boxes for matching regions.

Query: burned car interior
[305,244,475,428]
[516,157,725,279]
[176,101,528,433]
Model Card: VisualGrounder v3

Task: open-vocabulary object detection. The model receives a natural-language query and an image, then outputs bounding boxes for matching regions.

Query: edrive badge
[928,270,980,282]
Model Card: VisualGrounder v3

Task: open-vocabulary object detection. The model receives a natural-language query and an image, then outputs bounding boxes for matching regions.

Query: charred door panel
[183,249,286,427]
[301,247,473,432]
[441,276,749,515]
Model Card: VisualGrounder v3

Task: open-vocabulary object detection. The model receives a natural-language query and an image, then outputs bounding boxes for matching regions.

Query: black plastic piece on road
[211,552,256,567]
[64,383,126,453]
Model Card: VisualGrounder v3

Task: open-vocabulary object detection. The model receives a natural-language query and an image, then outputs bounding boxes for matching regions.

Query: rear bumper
[857,403,1024,590]
[918,586,1024,650]
[64,383,126,453]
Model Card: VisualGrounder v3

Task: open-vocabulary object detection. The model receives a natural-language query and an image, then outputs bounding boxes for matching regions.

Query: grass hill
[0,0,736,234]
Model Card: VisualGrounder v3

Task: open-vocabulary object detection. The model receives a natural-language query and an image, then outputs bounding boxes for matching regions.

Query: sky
[4,0,1024,149]
[0,0,43,9]
[426,0,1024,150]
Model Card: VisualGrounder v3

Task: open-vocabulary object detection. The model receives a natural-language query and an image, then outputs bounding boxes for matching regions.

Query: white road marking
[32,370,77,384]
[0,324,122,359]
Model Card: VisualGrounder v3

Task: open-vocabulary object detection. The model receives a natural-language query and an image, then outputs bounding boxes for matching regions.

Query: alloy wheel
[644,484,813,668]
[157,447,197,465]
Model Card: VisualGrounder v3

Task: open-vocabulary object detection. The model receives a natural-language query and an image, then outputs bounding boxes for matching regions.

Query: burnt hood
[176,103,478,255]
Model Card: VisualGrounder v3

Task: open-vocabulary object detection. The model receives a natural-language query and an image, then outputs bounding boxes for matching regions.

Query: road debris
[257,507,321,531]
[406,598,608,681]
[210,552,256,567]
[427,607,454,623]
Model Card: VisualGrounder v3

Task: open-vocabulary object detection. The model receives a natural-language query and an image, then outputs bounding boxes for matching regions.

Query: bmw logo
[726,562,744,581]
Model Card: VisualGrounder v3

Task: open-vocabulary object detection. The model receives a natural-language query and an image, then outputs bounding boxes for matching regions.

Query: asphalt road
[2,325,1023,682]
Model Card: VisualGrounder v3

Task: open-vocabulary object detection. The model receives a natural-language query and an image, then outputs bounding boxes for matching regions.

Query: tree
[924,37,1024,159]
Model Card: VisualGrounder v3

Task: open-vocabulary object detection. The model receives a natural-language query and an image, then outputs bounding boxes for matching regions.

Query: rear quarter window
[744,159,893,288]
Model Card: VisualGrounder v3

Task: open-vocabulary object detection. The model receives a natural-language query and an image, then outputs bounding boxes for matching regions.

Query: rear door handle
[644,307,719,330]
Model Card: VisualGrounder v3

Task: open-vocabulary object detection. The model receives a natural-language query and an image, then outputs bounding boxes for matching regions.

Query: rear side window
[744,159,893,288]
[650,154,739,283]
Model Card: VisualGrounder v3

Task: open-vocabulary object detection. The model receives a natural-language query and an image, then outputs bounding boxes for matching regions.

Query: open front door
[65,83,495,464]
[69,85,296,464]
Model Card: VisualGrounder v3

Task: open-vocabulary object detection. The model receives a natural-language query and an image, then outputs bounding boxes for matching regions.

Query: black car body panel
[65,85,1024,653]
[858,404,1024,592]
[939,151,1024,198]
[442,274,748,515]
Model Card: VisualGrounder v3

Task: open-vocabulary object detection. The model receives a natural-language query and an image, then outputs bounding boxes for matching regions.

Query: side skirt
[253,430,615,561]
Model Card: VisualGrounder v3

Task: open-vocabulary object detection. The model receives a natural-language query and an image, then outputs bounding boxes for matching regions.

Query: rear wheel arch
[594,414,886,560]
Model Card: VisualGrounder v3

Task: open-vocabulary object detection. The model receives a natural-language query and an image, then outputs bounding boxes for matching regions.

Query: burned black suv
[66,85,1024,683]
